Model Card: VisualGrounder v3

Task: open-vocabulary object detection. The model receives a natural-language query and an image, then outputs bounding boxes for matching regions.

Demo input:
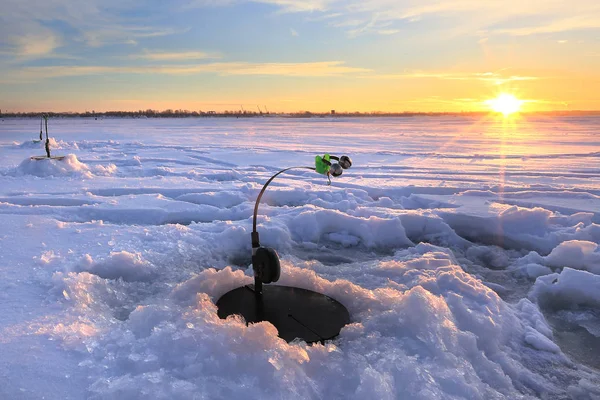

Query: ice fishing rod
[216,153,353,343]
[43,115,51,158]
[251,154,353,235]
[250,154,352,292]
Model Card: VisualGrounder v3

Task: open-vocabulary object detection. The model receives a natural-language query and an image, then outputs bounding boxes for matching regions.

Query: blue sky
[1,0,599,112]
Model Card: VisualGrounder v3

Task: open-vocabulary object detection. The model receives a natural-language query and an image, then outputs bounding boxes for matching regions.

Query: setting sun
[485,94,524,116]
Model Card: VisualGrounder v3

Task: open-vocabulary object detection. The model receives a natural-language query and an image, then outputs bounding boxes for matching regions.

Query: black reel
[253,246,281,284]
[328,155,352,177]
[330,163,343,177]
[339,155,352,169]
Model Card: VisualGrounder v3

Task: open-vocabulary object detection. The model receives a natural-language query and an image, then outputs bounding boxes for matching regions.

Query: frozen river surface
[0,116,599,399]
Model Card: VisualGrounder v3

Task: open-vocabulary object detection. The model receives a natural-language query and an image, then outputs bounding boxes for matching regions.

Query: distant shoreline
[1,110,600,119]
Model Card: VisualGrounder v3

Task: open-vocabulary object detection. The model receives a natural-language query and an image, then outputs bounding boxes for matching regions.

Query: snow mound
[530,267,600,309]
[513,263,553,279]
[13,138,80,150]
[203,169,243,182]
[399,212,470,248]
[92,163,118,176]
[544,240,600,274]
[47,137,80,150]
[10,154,116,178]
[75,251,158,282]
[499,206,552,236]
[441,203,600,254]
[13,139,45,149]
[288,209,413,248]
[176,191,247,208]
[511,240,600,279]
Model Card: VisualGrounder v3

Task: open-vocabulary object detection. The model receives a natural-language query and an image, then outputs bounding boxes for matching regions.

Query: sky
[1,0,599,113]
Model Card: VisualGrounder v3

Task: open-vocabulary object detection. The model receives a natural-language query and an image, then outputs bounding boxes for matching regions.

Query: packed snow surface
[1,116,599,399]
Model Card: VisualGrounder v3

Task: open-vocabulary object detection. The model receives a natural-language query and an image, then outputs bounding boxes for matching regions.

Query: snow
[530,268,600,309]
[1,116,600,399]
[75,251,159,282]
[544,240,600,274]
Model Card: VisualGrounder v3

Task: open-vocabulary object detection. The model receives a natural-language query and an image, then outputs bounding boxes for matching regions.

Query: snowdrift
[45,244,597,399]
[9,154,116,178]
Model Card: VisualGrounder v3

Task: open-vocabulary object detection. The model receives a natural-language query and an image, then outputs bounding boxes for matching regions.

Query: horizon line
[2,109,599,117]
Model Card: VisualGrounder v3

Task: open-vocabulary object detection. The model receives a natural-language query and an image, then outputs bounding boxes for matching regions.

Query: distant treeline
[1,109,599,118]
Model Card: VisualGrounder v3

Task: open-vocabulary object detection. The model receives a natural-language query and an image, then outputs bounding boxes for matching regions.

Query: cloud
[219,61,368,76]
[251,0,329,13]
[365,70,541,85]
[3,0,597,65]
[378,29,400,35]
[0,8,63,57]
[307,12,344,21]
[129,51,220,61]
[330,19,366,28]
[492,15,600,36]
[346,15,387,37]
[184,0,237,7]
[13,33,62,57]
[0,0,186,55]
[3,61,369,82]
[240,0,600,38]
[2,62,547,86]
[186,0,328,13]
[83,27,188,48]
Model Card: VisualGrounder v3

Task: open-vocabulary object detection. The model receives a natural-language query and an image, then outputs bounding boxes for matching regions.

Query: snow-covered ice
[1,116,599,399]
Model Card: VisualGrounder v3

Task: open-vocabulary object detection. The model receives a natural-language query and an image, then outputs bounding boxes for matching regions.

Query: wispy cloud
[5,62,547,86]
[129,51,220,61]
[346,16,395,38]
[4,0,598,63]
[0,0,186,57]
[306,12,343,21]
[3,61,369,82]
[330,19,365,28]
[251,0,329,13]
[365,70,541,85]
[377,29,400,35]
[238,0,600,38]
[220,61,368,76]
[186,0,329,13]
[83,27,189,48]
[492,15,600,36]
[13,33,62,57]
